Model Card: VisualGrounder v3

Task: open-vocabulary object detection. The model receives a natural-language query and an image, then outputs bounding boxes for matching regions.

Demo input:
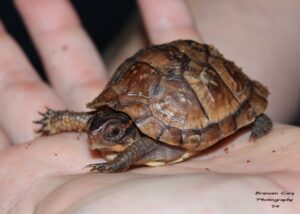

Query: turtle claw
[33,108,57,135]
[85,163,115,173]
[33,120,42,124]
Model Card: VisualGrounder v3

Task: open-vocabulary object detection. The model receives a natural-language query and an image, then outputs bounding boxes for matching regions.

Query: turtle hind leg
[250,114,273,141]
[34,108,93,135]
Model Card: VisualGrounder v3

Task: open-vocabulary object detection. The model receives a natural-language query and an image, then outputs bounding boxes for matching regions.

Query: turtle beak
[89,140,125,152]
[88,133,125,152]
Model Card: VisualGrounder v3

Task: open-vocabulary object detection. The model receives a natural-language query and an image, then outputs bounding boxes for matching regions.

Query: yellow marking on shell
[177,91,187,104]
[179,97,187,103]
[153,102,185,124]
[127,92,149,99]
[200,69,218,86]
[139,73,149,80]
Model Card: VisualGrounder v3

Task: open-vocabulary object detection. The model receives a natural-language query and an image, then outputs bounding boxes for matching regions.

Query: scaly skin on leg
[34,108,94,135]
[250,114,273,141]
[87,137,157,173]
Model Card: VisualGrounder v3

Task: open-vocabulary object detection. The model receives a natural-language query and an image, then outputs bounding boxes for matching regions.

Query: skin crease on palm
[0,0,299,213]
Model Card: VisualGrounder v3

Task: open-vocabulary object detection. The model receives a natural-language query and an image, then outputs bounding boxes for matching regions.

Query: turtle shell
[87,40,269,151]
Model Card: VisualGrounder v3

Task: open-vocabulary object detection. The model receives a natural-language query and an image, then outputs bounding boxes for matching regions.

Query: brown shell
[87,40,269,151]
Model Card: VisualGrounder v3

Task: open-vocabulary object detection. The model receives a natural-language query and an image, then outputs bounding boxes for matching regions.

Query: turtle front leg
[86,137,157,173]
[250,114,273,141]
[34,108,93,135]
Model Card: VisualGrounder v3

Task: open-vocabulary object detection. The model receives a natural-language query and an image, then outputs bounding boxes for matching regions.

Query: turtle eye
[103,120,126,141]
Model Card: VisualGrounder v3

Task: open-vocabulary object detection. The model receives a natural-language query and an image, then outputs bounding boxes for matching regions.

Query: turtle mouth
[90,141,125,152]
[88,135,126,152]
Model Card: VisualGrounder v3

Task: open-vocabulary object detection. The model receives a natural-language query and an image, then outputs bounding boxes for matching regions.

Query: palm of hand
[1,123,299,213]
[0,0,299,213]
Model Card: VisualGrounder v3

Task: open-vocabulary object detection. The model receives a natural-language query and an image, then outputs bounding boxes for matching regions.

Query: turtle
[35,40,273,173]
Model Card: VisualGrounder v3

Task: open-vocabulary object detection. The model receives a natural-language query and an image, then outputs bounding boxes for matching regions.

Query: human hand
[0,0,299,213]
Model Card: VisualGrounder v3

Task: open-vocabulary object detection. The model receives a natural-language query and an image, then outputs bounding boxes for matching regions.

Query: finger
[15,0,108,110]
[0,21,65,144]
[138,0,202,44]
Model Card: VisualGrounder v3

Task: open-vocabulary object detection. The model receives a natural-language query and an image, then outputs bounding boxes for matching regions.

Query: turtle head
[87,109,138,152]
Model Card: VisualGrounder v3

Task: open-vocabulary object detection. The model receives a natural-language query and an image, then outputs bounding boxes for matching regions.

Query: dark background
[0,0,137,80]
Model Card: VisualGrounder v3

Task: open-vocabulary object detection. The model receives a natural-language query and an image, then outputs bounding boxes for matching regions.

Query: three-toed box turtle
[36,40,272,173]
